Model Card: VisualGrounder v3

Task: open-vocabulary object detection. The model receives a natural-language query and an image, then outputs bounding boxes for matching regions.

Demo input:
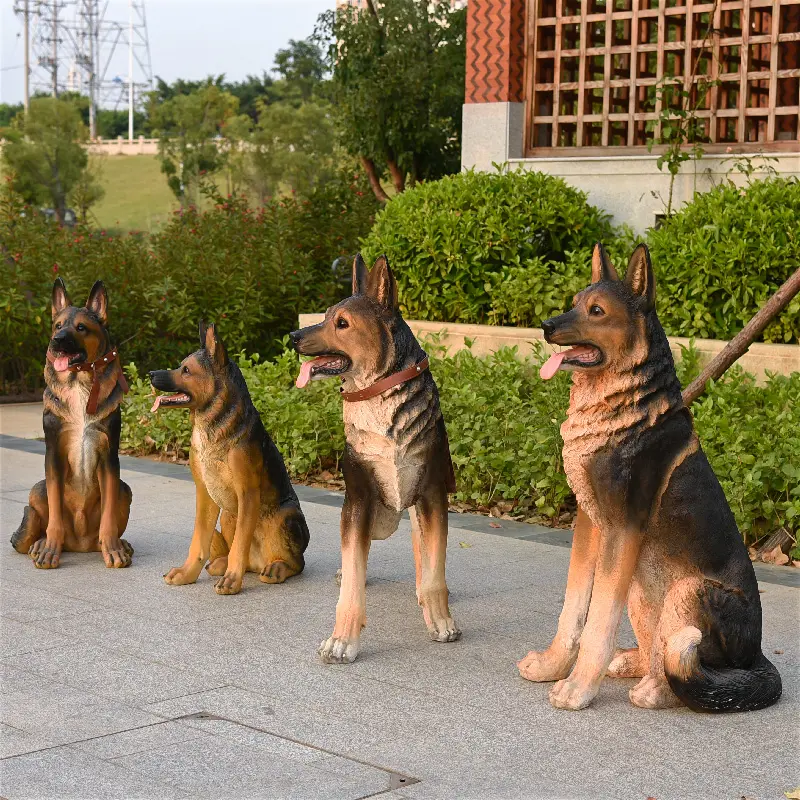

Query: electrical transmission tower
[13,0,154,139]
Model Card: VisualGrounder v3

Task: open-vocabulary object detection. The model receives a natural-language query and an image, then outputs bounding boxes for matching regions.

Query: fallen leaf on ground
[459,541,472,548]
[489,522,502,528]
[784,790,800,800]
[774,649,784,654]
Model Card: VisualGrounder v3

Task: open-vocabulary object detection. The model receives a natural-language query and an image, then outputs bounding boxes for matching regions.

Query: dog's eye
[76,324,86,332]
[336,318,349,329]
[589,305,605,317]
[182,366,190,375]
[55,322,62,329]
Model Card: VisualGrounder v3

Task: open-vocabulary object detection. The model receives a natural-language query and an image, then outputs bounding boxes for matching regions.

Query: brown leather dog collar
[47,348,129,414]
[341,356,429,403]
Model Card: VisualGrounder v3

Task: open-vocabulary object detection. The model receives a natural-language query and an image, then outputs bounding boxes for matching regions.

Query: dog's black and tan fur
[149,323,309,594]
[290,254,460,663]
[11,279,133,569]
[518,244,781,712]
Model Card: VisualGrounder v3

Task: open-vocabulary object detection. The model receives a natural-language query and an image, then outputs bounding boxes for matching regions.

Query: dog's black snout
[288,330,304,351]
[542,318,556,341]
[149,370,174,391]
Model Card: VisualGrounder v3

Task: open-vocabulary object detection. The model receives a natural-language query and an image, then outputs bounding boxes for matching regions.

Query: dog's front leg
[164,460,219,586]
[549,527,642,710]
[319,494,372,664]
[97,454,133,568]
[31,417,66,569]
[411,484,460,643]
[519,507,599,681]
[214,484,259,596]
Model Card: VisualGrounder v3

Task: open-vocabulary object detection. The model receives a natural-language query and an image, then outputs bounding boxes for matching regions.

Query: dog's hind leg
[411,485,460,643]
[206,513,232,577]
[11,481,48,554]
[520,508,600,682]
[259,507,308,584]
[608,580,652,678]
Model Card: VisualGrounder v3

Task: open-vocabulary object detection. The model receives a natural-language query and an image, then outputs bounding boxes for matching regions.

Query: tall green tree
[1,96,90,224]
[317,0,466,202]
[148,82,243,205]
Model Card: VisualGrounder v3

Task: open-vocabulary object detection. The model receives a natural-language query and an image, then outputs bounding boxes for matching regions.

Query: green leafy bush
[647,177,800,343]
[0,172,378,392]
[121,343,799,544]
[360,169,617,324]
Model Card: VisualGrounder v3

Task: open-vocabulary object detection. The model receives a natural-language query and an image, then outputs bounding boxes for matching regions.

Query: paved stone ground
[0,410,798,799]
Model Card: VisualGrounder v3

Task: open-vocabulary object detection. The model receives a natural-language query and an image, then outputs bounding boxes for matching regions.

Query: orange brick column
[465,0,526,104]
[461,0,527,169]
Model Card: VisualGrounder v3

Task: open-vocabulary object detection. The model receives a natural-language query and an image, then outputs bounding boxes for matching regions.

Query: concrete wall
[298,315,799,382]
[87,137,159,156]
[507,152,800,234]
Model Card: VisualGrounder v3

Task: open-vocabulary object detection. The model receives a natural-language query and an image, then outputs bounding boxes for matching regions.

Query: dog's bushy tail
[664,626,782,713]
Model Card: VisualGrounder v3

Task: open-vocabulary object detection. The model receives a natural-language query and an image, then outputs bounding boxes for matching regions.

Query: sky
[1,0,334,106]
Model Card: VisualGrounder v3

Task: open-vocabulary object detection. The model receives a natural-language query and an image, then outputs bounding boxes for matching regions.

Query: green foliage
[318,0,466,193]
[0,102,23,128]
[647,177,800,343]
[119,343,800,543]
[361,169,617,323]
[1,97,88,223]
[68,156,106,223]
[0,171,378,391]
[148,83,243,205]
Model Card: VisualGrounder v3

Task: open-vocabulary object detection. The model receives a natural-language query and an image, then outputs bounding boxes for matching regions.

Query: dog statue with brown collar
[290,254,461,663]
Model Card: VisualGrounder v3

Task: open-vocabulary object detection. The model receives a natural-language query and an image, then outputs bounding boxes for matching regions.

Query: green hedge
[647,177,800,344]
[0,173,378,392]
[121,344,800,546]
[361,169,621,325]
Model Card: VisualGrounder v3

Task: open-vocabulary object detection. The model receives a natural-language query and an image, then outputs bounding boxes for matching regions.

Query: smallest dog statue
[519,243,781,713]
[11,279,133,569]
[149,322,309,595]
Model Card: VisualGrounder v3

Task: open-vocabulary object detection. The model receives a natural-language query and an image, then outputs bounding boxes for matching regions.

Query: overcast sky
[1,1,334,105]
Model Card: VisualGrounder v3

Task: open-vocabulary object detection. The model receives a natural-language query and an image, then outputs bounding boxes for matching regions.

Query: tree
[68,155,106,223]
[235,100,338,202]
[148,82,243,205]
[1,97,88,224]
[273,39,328,104]
[317,0,466,203]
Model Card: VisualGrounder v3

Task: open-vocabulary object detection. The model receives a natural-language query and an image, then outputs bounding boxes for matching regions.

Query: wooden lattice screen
[525,0,800,154]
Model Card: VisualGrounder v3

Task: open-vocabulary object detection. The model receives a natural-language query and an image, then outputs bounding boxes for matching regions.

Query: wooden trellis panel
[525,0,800,153]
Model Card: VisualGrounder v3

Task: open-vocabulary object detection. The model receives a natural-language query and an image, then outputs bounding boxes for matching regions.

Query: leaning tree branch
[682,266,800,406]
[360,156,389,204]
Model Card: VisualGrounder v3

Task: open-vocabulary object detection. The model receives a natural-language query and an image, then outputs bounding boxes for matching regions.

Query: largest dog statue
[290,254,460,663]
[519,243,781,713]
[11,279,133,569]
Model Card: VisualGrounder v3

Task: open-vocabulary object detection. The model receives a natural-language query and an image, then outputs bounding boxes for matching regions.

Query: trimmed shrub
[121,343,800,545]
[360,168,617,324]
[647,177,800,344]
[0,172,378,392]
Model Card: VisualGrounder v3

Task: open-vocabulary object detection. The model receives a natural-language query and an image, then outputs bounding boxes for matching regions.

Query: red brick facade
[465,0,526,104]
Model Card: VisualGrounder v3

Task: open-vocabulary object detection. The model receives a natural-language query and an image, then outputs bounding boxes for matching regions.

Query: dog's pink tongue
[540,351,566,380]
[295,357,330,389]
[150,396,163,413]
[52,356,70,372]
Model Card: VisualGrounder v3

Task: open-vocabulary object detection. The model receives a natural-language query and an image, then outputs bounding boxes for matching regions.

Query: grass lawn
[91,155,177,233]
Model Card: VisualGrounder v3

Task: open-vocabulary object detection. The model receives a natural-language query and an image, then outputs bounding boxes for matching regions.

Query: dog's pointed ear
[204,323,228,367]
[624,244,656,311]
[590,242,619,284]
[366,255,398,312]
[52,278,71,319]
[352,253,368,296]
[198,320,208,349]
[85,280,108,325]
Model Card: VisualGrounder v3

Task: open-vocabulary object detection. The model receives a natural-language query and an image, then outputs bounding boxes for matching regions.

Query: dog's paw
[260,561,292,584]
[607,647,644,679]
[29,538,61,569]
[205,556,227,577]
[629,675,682,709]
[518,649,574,682]
[214,572,243,595]
[163,566,198,586]
[101,538,133,569]
[318,636,359,664]
[549,678,598,710]
[428,616,461,643]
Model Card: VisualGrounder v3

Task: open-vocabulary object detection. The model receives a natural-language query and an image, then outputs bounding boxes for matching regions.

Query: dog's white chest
[61,383,102,490]
[344,404,422,512]
[191,428,237,513]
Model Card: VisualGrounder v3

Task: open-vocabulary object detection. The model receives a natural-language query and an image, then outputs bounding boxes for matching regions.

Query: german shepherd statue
[290,254,460,663]
[519,243,781,713]
[149,322,309,595]
[11,278,133,569]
